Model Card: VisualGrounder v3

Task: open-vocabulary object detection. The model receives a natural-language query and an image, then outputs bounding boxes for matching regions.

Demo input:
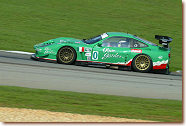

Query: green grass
[0,0,182,71]
[0,86,182,122]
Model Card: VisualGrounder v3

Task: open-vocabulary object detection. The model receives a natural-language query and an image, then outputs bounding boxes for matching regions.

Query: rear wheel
[132,54,152,72]
[57,46,76,64]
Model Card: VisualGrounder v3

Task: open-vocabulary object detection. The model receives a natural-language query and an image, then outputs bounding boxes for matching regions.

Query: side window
[131,39,148,48]
[102,37,130,48]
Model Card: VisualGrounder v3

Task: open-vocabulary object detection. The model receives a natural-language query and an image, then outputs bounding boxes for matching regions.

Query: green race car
[32,32,172,73]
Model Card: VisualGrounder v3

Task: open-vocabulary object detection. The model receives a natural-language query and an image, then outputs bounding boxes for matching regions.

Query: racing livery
[32,32,172,73]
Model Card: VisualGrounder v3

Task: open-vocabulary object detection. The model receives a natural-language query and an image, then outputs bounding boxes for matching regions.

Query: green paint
[34,32,170,70]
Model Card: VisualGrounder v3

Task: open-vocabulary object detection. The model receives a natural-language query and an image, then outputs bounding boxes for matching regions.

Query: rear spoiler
[155,35,172,48]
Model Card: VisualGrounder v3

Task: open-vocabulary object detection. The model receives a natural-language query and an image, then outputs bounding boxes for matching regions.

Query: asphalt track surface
[0,51,182,100]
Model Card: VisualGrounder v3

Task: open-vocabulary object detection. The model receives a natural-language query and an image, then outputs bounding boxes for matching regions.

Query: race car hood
[51,37,84,44]
[34,37,84,49]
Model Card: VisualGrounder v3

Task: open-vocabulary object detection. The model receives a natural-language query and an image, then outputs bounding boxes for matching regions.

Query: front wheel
[57,46,76,64]
[132,54,152,72]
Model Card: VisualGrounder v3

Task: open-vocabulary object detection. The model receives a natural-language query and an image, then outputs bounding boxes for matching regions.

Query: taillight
[169,53,171,58]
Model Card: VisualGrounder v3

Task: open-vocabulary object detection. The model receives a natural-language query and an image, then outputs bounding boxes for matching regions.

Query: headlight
[40,43,54,47]
[36,48,42,51]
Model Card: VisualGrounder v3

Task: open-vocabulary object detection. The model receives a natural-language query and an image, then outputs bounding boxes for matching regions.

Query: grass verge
[0,85,182,122]
[0,0,182,71]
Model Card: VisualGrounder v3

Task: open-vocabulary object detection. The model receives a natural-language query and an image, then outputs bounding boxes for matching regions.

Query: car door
[92,36,132,65]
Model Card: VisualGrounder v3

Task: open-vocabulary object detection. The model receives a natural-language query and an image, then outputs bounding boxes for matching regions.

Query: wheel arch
[131,53,153,71]
[56,45,77,64]
[57,45,77,55]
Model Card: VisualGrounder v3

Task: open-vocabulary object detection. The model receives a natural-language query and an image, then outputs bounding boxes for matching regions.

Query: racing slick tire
[132,54,152,73]
[57,46,77,65]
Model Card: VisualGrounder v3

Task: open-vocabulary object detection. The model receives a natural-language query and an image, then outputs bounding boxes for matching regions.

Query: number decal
[92,51,98,60]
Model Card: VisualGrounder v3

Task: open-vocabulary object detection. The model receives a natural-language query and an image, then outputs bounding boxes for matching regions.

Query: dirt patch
[0,107,155,122]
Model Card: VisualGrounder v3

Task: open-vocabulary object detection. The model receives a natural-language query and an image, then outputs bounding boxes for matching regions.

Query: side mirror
[82,39,86,42]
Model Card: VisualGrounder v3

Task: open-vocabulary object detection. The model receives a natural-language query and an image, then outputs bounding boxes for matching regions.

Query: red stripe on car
[82,47,85,52]
[153,64,167,69]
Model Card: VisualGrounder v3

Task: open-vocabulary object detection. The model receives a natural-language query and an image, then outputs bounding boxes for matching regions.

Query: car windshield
[83,33,109,44]
[135,36,157,46]
[83,35,102,44]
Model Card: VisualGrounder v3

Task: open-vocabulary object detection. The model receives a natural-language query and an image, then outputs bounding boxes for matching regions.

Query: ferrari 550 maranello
[31,32,172,73]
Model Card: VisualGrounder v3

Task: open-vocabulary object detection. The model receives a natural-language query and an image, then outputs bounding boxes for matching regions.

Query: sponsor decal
[60,40,66,42]
[60,39,73,44]
[153,60,168,66]
[92,51,98,60]
[158,56,163,59]
[103,48,115,53]
[131,49,142,53]
[102,48,123,59]
[87,56,91,61]
[60,39,71,42]
[79,47,85,52]
[75,42,81,43]
[44,47,55,54]
[85,53,91,56]
[114,59,132,65]
[85,48,92,52]
[102,53,124,60]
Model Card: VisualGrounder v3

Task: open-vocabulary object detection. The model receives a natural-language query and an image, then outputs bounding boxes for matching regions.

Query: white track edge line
[0,50,34,55]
